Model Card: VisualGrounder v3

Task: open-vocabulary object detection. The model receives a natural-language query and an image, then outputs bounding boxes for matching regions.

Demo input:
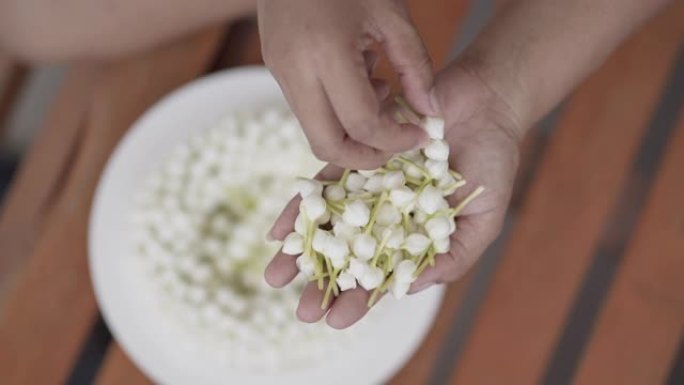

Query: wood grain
[448,4,684,385]
[572,111,684,385]
[0,27,223,385]
[0,67,100,301]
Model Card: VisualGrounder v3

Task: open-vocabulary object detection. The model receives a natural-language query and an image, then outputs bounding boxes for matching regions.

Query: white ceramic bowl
[89,66,444,385]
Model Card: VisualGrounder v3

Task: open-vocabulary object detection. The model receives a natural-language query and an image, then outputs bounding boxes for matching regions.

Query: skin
[0,0,255,62]
[265,0,674,329]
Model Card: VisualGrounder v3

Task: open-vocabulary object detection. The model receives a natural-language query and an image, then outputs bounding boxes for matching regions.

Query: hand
[258,0,435,169]
[264,63,522,329]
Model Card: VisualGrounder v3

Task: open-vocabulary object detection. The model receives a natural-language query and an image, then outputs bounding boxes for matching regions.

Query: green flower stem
[363,191,388,235]
[339,169,351,187]
[304,220,324,290]
[368,272,394,307]
[448,186,485,218]
[308,273,329,281]
[395,156,431,181]
[370,234,390,267]
[449,170,464,181]
[415,248,435,278]
[321,279,334,309]
[402,211,410,230]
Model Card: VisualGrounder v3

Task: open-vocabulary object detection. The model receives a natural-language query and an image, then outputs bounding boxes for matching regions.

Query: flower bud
[348,258,368,280]
[294,213,307,235]
[363,175,384,193]
[333,221,360,241]
[417,185,445,214]
[301,195,327,221]
[357,169,379,178]
[324,235,349,263]
[433,236,450,253]
[424,139,449,161]
[312,228,330,253]
[376,202,401,226]
[296,253,316,276]
[403,163,423,179]
[425,216,452,241]
[352,233,377,261]
[382,171,406,190]
[404,233,431,256]
[422,116,445,139]
[295,178,323,198]
[337,272,357,291]
[385,227,405,249]
[282,232,304,255]
[324,184,346,201]
[395,260,417,283]
[345,173,367,192]
[359,266,384,291]
[425,159,448,179]
[390,187,416,208]
[390,279,411,299]
[343,200,370,227]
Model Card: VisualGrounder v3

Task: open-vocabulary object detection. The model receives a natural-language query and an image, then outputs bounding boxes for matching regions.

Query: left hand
[264,62,522,329]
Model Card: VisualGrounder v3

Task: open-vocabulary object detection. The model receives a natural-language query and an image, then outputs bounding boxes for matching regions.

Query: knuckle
[310,143,335,162]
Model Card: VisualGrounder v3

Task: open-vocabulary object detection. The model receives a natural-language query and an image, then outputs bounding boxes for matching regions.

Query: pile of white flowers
[131,106,354,370]
[282,107,484,308]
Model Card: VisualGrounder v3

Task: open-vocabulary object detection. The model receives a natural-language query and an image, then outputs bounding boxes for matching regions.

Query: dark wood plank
[0,26,224,385]
[96,345,153,385]
[573,110,684,385]
[448,3,684,384]
[0,52,26,135]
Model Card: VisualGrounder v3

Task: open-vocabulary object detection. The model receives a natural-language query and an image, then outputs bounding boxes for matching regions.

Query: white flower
[282,232,304,255]
[352,233,377,261]
[404,233,431,256]
[296,253,316,276]
[417,185,446,214]
[422,116,445,139]
[295,178,323,197]
[403,163,423,179]
[301,195,327,221]
[390,187,416,208]
[324,184,346,201]
[395,260,417,283]
[345,173,367,192]
[425,216,452,241]
[376,202,401,226]
[359,266,384,290]
[433,236,450,253]
[324,236,349,264]
[425,159,448,179]
[343,200,371,227]
[384,226,405,249]
[382,171,406,190]
[363,174,384,193]
[348,258,368,280]
[337,272,357,291]
[424,139,449,161]
[312,228,331,253]
[332,221,360,241]
[390,279,411,299]
[294,213,307,235]
[357,169,379,178]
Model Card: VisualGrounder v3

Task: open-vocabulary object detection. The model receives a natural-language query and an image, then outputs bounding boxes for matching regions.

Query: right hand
[258,0,436,169]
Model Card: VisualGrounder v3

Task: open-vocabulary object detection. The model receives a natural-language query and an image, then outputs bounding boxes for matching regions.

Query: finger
[319,49,427,153]
[265,250,299,288]
[269,196,301,241]
[297,281,330,323]
[371,78,390,101]
[276,72,388,169]
[379,13,436,115]
[363,50,379,75]
[409,211,503,293]
[326,287,373,329]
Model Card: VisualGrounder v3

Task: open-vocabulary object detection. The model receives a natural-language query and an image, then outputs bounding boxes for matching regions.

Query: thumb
[379,13,437,115]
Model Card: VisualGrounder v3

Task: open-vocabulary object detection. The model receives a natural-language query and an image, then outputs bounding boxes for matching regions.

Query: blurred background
[1,0,683,384]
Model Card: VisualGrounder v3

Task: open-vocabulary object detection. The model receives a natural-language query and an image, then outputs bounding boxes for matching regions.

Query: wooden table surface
[1,1,683,384]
